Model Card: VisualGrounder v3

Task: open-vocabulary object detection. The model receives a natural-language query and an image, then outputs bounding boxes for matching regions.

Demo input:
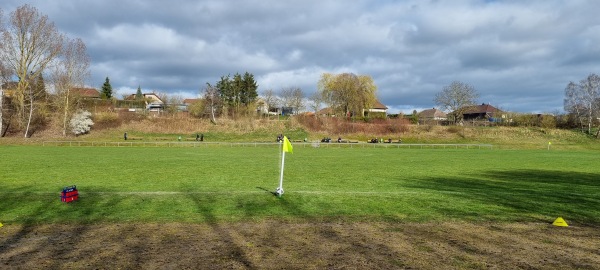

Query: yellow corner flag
[283,136,293,153]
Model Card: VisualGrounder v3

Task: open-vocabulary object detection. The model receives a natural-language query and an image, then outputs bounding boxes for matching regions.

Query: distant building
[183,98,201,105]
[418,108,447,121]
[71,87,101,99]
[277,107,292,116]
[461,103,502,121]
[125,93,164,111]
[318,99,388,117]
[255,98,270,115]
[364,100,388,116]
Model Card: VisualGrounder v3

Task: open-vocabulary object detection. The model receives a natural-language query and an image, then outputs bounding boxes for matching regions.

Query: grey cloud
[3,0,599,113]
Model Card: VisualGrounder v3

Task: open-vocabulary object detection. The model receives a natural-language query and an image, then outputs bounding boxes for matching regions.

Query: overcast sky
[3,0,599,113]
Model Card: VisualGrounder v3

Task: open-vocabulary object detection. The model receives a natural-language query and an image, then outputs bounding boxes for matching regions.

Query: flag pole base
[275,187,284,197]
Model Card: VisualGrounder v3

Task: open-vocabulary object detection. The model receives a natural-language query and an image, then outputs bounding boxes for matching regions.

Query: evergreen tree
[101,77,113,99]
[214,72,259,116]
[136,85,143,100]
[241,72,258,105]
[232,73,243,109]
[216,74,233,106]
[410,110,419,124]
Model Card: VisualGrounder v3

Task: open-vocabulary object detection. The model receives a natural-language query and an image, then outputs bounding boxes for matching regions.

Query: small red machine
[61,185,79,203]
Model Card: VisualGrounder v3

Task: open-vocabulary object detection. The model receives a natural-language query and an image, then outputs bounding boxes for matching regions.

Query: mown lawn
[1,145,599,224]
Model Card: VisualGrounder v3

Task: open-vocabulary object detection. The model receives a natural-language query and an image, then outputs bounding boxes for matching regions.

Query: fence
[41,141,493,149]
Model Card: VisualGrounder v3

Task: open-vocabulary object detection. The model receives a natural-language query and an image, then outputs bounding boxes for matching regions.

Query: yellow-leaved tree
[317,73,377,118]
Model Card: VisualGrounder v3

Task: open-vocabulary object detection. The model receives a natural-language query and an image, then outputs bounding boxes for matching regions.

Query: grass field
[2,144,599,225]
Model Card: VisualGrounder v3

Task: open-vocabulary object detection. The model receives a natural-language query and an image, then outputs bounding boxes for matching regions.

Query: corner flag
[283,136,293,153]
[276,136,293,196]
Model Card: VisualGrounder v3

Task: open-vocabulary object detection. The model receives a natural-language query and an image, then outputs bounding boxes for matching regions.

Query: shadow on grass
[255,186,277,196]
[242,186,404,268]
[405,169,600,224]
[0,185,49,259]
[0,184,150,268]
[184,188,255,268]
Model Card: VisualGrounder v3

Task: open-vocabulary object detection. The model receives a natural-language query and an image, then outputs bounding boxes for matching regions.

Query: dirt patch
[1,221,598,269]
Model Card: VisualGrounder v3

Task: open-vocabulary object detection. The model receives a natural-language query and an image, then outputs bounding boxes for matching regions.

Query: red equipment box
[61,185,79,202]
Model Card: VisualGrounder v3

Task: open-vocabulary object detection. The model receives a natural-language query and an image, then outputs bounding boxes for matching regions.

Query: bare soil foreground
[1,221,598,269]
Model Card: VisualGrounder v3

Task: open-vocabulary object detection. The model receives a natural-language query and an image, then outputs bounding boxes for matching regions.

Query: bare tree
[280,87,305,114]
[434,81,479,124]
[0,9,4,136]
[0,57,12,136]
[51,38,90,136]
[293,88,306,114]
[261,89,279,114]
[0,4,64,137]
[203,83,221,124]
[564,73,600,136]
[155,91,167,104]
[20,73,51,138]
[564,81,585,132]
[308,91,323,115]
[166,94,183,115]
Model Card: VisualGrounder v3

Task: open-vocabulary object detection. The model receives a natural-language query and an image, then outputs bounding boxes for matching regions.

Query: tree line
[432,78,600,137]
[188,72,259,123]
[187,72,380,123]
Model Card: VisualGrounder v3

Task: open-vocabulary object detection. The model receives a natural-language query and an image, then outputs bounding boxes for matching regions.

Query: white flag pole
[276,142,285,196]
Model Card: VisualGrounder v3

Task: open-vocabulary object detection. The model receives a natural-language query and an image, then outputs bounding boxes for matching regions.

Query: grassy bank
[3,115,599,150]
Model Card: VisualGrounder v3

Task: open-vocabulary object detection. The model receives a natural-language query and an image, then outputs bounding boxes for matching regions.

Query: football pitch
[1,144,599,225]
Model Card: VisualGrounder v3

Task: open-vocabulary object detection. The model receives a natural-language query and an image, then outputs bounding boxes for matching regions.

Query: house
[418,108,447,121]
[255,98,270,115]
[2,84,101,100]
[317,99,388,118]
[71,87,100,99]
[363,100,388,117]
[279,107,295,116]
[460,103,502,121]
[125,92,163,103]
[125,93,164,111]
[183,98,201,105]
[364,100,388,115]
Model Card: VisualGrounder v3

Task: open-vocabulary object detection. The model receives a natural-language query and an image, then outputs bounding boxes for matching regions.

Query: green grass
[1,145,599,225]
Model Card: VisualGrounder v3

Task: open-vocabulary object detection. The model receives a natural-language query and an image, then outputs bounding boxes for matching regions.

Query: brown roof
[317,100,387,115]
[298,111,315,117]
[317,107,334,115]
[125,93,163,102]
[371,100,388,110]
[464,103,500,114]
[183,98,201,104]
[418,108,447,119]
[72,88,100,98]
